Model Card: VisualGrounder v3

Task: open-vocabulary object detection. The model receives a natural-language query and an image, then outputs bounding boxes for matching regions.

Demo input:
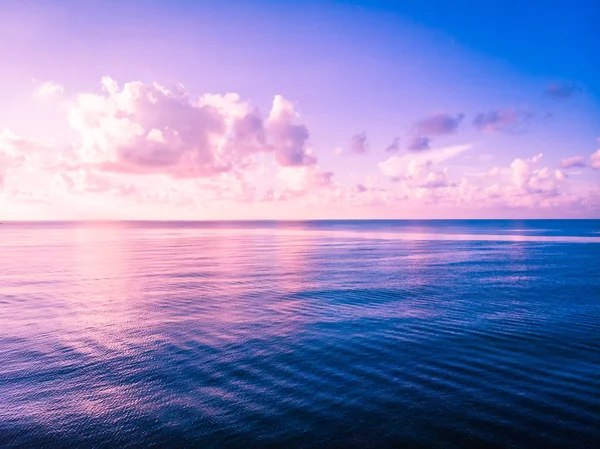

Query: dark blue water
[1,220,599,448]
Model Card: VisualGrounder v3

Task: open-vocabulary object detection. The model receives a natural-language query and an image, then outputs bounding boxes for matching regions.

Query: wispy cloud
[473,108,533,133]
[560,156,586,169]
[385,137,400,153]
[413,113,464,136]
[349,131,368,154]
[545,82,580,101]
[407,136,431,152]
[379,143,472,179]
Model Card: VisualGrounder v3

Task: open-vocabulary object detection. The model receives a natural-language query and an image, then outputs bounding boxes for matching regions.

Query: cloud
[5,76,600,218]
[379,143,471,182]
[591,149,600,170]
[37,81,64,97]
[418,170,449,189]
[510,153,564,194]
[407,136,431,151]
[0,129,48,189]
[266,95,315,166]
[349,132,368,154]
[560,156,586,169]
[488,167,501,177]
[413,113,464,136]
[277,165,333,192]
[141,186,194,206]
[545,82,580,100]
[52,169,114,194]
[403,112,463,151]
[473,108,532,133]
[385,137,400,153]
[67,78,316,179]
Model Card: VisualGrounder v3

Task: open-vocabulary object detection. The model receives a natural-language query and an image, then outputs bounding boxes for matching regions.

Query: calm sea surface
[1,220,599,448]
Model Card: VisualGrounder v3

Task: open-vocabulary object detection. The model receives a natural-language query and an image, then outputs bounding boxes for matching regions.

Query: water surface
[1,220,599,448]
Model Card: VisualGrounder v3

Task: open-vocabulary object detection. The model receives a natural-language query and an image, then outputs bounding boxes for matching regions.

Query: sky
[0,0,599,220]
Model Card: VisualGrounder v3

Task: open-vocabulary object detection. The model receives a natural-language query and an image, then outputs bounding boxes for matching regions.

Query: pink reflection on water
[56,224,146,355]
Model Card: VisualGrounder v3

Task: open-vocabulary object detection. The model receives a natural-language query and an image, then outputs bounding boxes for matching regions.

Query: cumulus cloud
[277,165,334,192]
[266,95,315,166]
[379,144,471,189]
[374,151,579,213]
[419,170,449,189]
[192,171,261,203]
[67,78,316,179]
[52,169,114,194]
[4,76,600,217]
[379,144,471,178]
[349,132,368,154]
[560,156,586,169]
[510,153,564,194]
[37,81,64,97]
[0,130,48,189]
[545,82,580,100]
[1,131,28,171]
[70,78,229,177]
[591,149,600,170]
[473,108,532,133]
[487,167,501,177]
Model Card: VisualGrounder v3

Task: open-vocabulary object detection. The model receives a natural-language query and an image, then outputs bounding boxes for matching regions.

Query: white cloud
[378,144,471,178]
[0,130,49,189]
[509,153,563,194]
[37,81,64,97]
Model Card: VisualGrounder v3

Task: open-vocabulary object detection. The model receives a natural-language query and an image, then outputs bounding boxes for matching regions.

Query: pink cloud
[406,136,431,152]
[349,131,368,154]
[266,95,315,166]
[418,170,449,189]
[510,153,564,194]
[379,144,472,180]
[591,148,600,170]
[560,156,586,168]
[403,113,463,152]
[2,76,599,219]
[413,112,464,136]
[0,129,49,189]
[68,78,316,180]
[473,108,532,133]
[384,137,400,153]
[277,165,334,194]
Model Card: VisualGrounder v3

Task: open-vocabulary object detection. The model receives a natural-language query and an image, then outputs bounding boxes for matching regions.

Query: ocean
[1,220,599,448]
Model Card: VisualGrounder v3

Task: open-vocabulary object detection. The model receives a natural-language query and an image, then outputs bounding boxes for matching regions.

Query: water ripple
[1,220,599,448]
